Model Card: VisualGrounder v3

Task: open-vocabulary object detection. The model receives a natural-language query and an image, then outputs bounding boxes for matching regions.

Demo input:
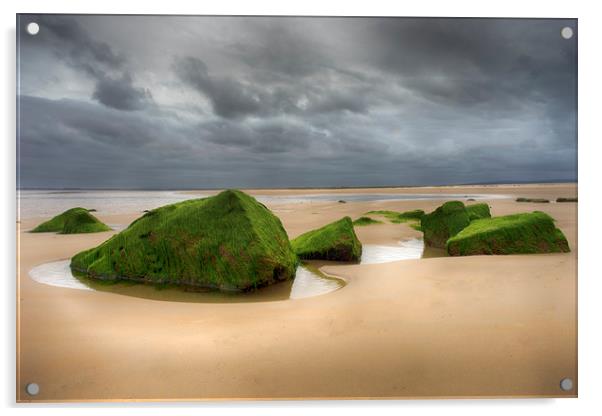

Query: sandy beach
[17,183,577,401]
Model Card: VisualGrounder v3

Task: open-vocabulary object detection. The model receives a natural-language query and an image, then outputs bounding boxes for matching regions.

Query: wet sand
[17,183,577,401]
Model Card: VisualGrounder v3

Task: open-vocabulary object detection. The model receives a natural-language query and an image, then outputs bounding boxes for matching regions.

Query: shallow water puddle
[28,260,344,302]
[361,239,425,264]
[289,265,343,299]
[29,260,93,291]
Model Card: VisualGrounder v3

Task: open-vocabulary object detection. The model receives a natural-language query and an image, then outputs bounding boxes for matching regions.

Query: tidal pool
[29,260,93,292]
[28,260,345,302]
[28,238,444,303]
[361,239,425,264]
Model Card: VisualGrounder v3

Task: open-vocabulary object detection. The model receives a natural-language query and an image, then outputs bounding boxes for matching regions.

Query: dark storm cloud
[174,57,264,119]
[22,15,152,111]
[20,96,162,151]
[200,118,328,154]
[18,95,231,188]
[92,73,153,111]
[17,15,577,188]
[361,18,576,114]
[34,15,125,77]
[174,55,378,119]
[228,22,329,78]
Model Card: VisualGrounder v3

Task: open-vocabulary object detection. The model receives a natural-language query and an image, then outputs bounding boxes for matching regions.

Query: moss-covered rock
[420,201,471,248]
[410,223,422,231]
[446,211,570,256]
[291,217,362,261]
[364,209,425,223]
[516,197,549,203]
[70,190,297,292]
[31,207,111,234]
[396,209,425,222]
[466,203,491,221]
[353,216,382,226]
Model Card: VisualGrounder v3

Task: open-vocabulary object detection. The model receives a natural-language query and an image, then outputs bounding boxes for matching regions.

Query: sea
[17,189,509,219]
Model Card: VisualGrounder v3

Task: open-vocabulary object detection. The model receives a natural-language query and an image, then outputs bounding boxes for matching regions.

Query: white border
[3,1,601,415]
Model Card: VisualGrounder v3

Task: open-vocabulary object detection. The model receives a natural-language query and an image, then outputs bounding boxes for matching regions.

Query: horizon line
[17,180,578,192]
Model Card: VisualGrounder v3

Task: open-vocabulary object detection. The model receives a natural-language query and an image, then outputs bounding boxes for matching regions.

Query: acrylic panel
[16,15,577,401]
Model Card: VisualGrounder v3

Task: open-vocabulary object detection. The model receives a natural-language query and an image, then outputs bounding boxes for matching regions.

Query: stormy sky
[17,15,577,189]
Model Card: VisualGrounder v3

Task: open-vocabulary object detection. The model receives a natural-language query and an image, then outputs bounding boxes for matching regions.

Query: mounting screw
[25,382,40,396]
[559,378,573,391]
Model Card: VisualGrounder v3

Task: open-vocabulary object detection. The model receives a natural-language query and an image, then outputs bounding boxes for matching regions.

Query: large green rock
[31,207,111,234]
[446,211,570,256]
[421,201,471,248]
[291,217,362,261]
[70,190,297,292]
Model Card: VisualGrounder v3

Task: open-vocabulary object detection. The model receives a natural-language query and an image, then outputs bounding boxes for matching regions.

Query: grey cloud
[92,74,153,111]
[228,21,329,78]
[39,15,125,76]
[17,16,577,188]
[200,119,324,154]
[361,18,577,115]
[174,57,263,119]
[25,15,152,111]
[304,88,373,115]
[20,96,162,151]
[174,56,378,119]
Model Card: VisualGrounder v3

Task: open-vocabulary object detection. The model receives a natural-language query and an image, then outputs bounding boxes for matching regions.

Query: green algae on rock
[291,216,362,261]
[353,216,383,226]
[465,203,492,221]
[364,209,425,224]
[394,209,425,223]
[446,211,570,256]
[420,201,471,248]
[31,207,111,234]
[70,190,297,292]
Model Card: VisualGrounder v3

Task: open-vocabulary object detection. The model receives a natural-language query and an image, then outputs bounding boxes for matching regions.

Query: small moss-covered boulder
[291,217,362,261]
[516,197,549,203]
[31,207,111,234]
[353,216,382,226]
[466,203,491,221]
[71,190,297,292]
[364,209,424,223]
[421,201,471,248]
[391,209,425,223]
[398,209,425,220]
[446,211,570,256]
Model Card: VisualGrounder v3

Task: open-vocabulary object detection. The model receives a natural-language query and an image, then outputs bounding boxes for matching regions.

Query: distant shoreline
[17,181,578,192]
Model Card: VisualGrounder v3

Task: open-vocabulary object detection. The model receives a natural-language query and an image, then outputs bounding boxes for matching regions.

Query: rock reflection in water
[28,260,344,302]
[289,265,344,299]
